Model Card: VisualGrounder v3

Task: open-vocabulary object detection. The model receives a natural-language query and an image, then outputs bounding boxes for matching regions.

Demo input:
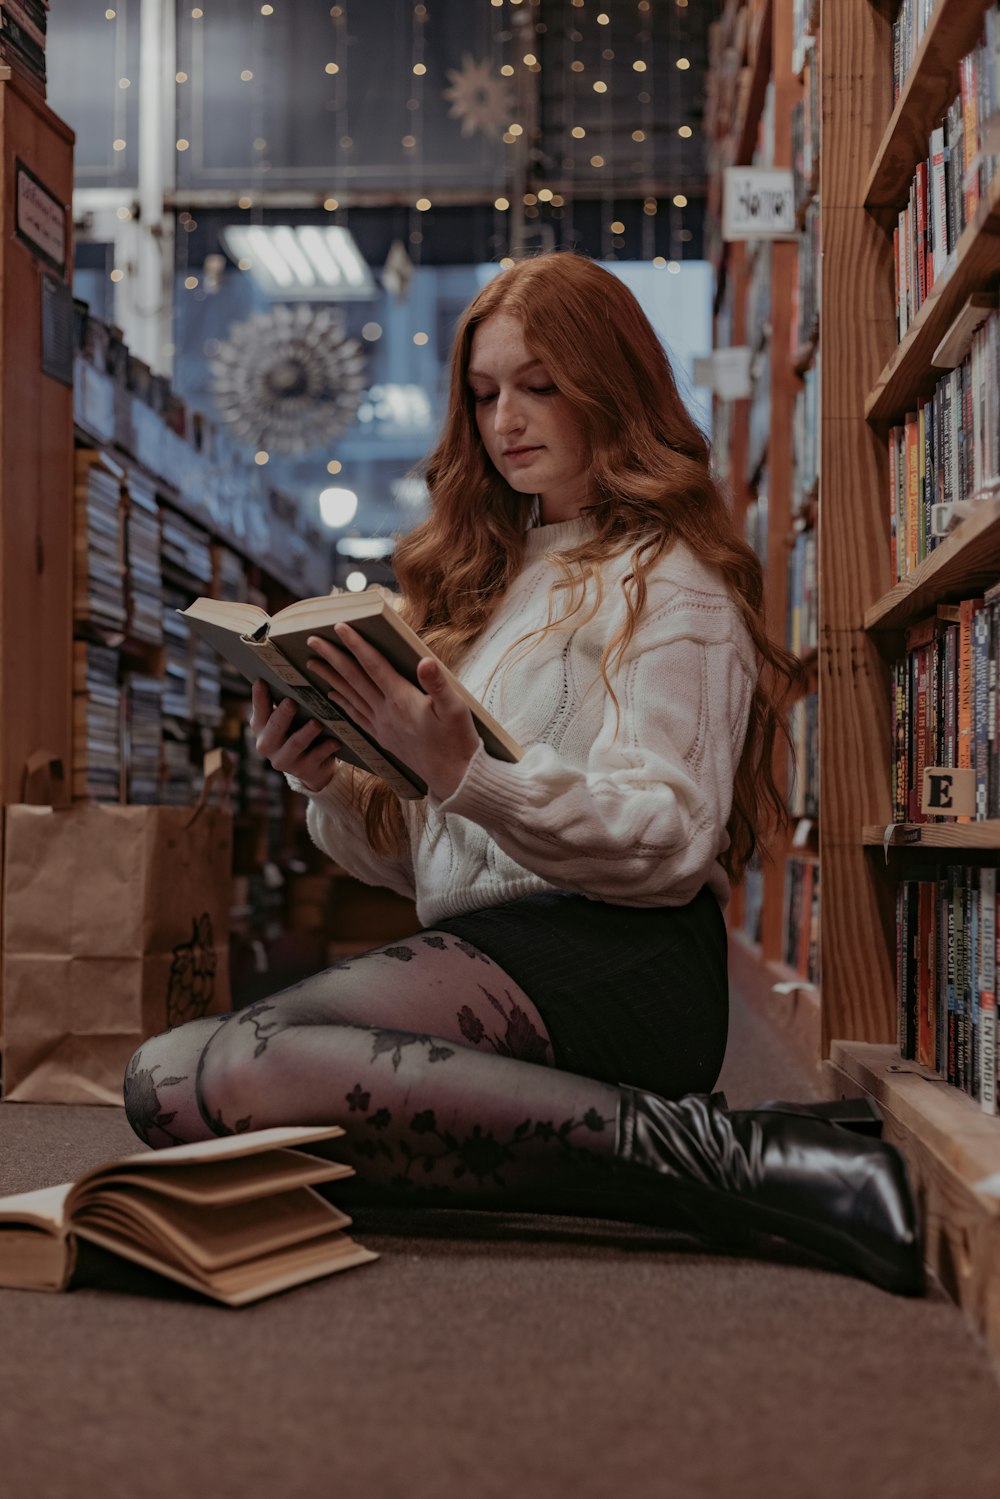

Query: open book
[182,589,523,800]
[0,1125,377,1306]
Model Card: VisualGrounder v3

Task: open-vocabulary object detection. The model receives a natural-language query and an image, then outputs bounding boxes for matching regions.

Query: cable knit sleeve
[286,766,417,901]
[433,602,757,907]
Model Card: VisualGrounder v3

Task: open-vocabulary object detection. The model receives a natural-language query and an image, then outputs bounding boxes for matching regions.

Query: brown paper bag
[2,765,233,1105]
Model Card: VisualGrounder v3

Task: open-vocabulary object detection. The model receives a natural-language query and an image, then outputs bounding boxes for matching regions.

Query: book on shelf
[0,1125,377,1306]
[182,589,524,802]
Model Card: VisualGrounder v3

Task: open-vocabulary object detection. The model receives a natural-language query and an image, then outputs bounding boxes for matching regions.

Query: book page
[75,1183,354,1273]
[73,1151,355,1208]
[0,1181,74,1230]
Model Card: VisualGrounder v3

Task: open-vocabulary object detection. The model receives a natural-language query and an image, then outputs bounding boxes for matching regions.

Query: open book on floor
[182,589,524,800]
[0,1125,377,1307]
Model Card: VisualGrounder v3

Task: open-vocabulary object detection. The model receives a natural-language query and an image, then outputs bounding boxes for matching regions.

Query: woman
[124,253,922,1295]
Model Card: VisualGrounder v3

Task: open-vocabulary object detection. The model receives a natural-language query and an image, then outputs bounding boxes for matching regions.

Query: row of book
[0,0,47,95]
[791,358,819,512]
[790,200,820,359]
[790,32,820,214]
[893,11,999,341]
[784,855,819,987]
[888,306,999,580]
[787,523,817,659]
[73,447,261,805]
[891,586,1000,826]
[891,0,939,105]
[788,691,819,821]
[896,865,997,1113]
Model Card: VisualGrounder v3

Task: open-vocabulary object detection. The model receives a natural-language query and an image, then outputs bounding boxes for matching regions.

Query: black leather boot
[616,1089,924,1295]
[712,1092,884,1138]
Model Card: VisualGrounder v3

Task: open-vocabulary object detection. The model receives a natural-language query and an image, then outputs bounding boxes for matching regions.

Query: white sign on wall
[722,167,796,241]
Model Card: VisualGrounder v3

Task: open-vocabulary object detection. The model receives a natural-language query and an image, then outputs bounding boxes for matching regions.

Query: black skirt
[434,886,729,1099]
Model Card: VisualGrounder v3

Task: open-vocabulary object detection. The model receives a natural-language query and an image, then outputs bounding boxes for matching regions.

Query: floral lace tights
[123,930,621,1207]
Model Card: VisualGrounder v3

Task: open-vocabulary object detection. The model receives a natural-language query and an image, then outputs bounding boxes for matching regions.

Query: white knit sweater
[290,516,759,926]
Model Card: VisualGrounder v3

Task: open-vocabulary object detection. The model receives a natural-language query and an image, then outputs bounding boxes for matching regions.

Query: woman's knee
[123,1014,228,1143]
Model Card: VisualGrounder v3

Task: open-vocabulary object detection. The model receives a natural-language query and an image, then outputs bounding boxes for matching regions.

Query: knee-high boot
[614,1089,924,1295]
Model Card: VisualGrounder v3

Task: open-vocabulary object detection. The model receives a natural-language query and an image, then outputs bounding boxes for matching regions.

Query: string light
[413,332,429,345]
[676,57,690,69]
[327,460,343,474]
[495,196,509,210]
[255,452,270,465]
[175,71,188,83]
[184,276,199,289]
[678,125,692,138]
[673,193,688,207]
[572,126,586,139]
[361,323,382,341]
[110,267,124,282]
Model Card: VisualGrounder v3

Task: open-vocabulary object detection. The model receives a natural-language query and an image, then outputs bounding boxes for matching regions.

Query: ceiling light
[336,537,395,559]
[220,224,375,298]
[320,487,359,528]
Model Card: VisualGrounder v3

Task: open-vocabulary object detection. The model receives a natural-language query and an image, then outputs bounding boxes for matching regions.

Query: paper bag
[2,782,233,1105]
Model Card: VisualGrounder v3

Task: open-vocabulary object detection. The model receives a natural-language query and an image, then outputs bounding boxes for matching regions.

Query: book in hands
[0,1125,377,1307]
[181,589,523,800]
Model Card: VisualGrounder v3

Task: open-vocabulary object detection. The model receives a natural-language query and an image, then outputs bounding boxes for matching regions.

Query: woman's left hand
[306,625,481,801]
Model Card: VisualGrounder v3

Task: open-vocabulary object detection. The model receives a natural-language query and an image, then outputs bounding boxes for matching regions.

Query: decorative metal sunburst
[209,303,367,455]
[442,54,515,139]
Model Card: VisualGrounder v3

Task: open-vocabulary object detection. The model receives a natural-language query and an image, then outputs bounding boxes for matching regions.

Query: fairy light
[673,193,688,207]
[413,331,429,345]
[678,125,692,138]
[184,276,199,289]
[175,71,188,83]
[495,196,509,210]
[327,460,343,475]
[572,126,586,139]
[255,451,270,465]
[639,0,657,261]
[110,267,125,282]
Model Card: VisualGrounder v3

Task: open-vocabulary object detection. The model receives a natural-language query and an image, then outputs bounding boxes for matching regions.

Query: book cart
[709,0,1000,1353]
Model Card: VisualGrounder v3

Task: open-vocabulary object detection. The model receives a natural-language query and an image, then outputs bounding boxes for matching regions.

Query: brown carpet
[2,991,998,1499]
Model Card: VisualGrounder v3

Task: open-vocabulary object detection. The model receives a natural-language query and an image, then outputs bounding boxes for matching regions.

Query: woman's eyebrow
[467,358,545,380]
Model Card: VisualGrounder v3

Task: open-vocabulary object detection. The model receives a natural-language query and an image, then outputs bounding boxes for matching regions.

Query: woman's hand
[306,624,480,802]
[250,679,341,794]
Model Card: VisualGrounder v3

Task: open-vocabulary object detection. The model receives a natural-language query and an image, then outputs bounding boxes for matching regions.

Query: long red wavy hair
[355,251,798,883]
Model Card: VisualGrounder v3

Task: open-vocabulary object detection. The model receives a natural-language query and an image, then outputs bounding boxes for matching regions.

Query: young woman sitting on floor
[124,252,923,1296]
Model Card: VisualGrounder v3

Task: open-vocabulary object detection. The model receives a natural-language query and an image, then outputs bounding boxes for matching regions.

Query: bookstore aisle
[708,0,1000,1364]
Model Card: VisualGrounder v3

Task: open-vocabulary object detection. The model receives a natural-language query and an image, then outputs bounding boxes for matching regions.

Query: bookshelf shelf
[864,172,1000,423]
[863,497,1000,630]
[863,0,998,217]
[827,1041,1000,1342]
[862,822,1000,850]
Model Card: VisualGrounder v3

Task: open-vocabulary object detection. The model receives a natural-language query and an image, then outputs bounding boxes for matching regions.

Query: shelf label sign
[15,161,67,276]
[921,766,975,816]
[722,167,796,241]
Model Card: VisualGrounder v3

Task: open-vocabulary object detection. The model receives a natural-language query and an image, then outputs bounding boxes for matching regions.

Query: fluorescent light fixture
[319,486,359,528]
[220,224,376,299]
[336,536,395,559]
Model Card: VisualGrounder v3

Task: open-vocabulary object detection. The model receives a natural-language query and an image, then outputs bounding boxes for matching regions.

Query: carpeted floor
[2,989,998,1499]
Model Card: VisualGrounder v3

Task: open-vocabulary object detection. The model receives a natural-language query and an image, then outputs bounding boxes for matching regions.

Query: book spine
[970,866,980,1096]
[930,125,947,284]
[904,411,919,576]
[980,866,997,1114]
[917,878,936,1069]
[961,51,980,225]
[974,604,990,818]
[957,598,978,822]
[915,159,928,311]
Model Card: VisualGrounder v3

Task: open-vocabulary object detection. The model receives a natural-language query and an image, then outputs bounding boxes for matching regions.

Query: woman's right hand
[250,680,341,793]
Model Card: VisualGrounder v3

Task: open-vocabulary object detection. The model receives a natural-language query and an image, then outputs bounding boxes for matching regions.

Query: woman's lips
[503,446,542,463]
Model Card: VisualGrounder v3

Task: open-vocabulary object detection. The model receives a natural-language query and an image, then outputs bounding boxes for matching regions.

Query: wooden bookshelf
[823,0,1000,1351]
[0,68,75,805]
[827,1042,1000,1352]
[710,0,1000,1348]
[863,0,998,217]
[865,172,1000,422]
[864,497,1000,631]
